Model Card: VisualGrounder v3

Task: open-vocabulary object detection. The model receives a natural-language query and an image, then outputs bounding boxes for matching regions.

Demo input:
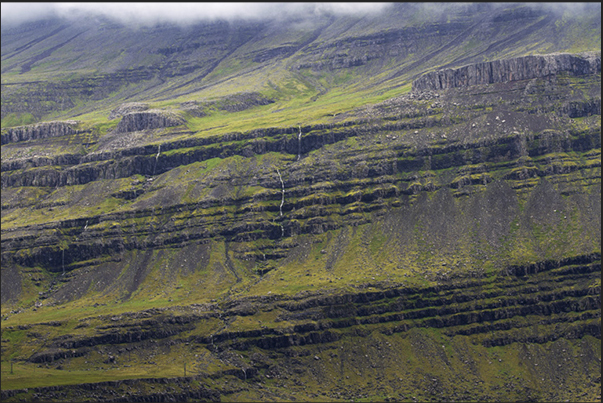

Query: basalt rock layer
[412,52,601,92]
[1,3,601,402]
[114,110,185,134]
[1,120,79,145]
[2,58,601,401]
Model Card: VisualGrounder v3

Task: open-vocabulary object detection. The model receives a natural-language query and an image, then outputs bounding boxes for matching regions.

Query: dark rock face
[5,253,597,402]
[0,5,601,402]
[1,120,78,145]
[560,98,602,118]
[412,52,601,92]
[115,110,184,133]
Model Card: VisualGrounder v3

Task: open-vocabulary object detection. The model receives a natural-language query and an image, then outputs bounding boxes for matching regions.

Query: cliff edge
[412,52,601,92]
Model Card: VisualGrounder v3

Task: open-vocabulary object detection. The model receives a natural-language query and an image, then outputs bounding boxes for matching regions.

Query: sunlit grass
[0,358,202,390]
[15,59,412,143]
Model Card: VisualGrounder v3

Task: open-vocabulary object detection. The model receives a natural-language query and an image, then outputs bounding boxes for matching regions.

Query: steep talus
[2,67,600,279]
[2,4,600,125]
[1,59,600,295]
[1,377,221,402]
[1,254,600,401]
[1,124,599,271]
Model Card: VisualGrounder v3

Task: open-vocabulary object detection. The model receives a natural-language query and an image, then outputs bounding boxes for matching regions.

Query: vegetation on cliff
[1,3,601,402]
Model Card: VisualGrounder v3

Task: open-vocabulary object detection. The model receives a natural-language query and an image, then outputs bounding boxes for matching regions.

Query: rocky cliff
[1,120,79,145]
[2,3,601,126]
[0,4,601,402]
[412,52,601,92]
[2,54,599,301]
[114,110,185,133]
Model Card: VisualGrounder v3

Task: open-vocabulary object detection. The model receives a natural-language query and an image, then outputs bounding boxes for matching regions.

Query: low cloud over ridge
[1,2,390,27]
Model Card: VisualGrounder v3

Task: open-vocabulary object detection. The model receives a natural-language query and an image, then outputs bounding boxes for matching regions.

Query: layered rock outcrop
[108,102,149,120]
[1,120,79,145]
[412,52,601,92]
[114,110,184,133]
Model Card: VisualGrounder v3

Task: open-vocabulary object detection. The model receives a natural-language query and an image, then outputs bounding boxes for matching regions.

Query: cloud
[1,2,391,27]
[3,3,597,28]
[523,2,598,14]
[0,3,59,26]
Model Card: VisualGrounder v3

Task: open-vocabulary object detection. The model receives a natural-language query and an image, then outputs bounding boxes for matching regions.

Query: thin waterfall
[276,168,285,237]
[297,125,302,160]
[276,168,285,217]
[153,144,161,175]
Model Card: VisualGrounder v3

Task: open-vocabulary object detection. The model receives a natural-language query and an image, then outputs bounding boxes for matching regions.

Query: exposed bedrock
[560,98,601,118]
[20,253,601,357]
[0,120,79,145]
[1,122,599,189]
[412,52,601,92]
[108,102,149,120]
[114,110,185,133]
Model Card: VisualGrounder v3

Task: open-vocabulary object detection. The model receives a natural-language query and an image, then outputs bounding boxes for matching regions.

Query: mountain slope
[1,3,601,402]
[1,3,600,127]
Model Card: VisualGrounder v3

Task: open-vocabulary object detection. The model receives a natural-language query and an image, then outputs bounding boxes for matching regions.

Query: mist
[1,2,599,32]
[0,2,391,27]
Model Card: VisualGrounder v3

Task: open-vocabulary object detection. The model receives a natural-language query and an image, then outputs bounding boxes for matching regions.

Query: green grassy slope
[1,3,601,402]
[1,3,600,129]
